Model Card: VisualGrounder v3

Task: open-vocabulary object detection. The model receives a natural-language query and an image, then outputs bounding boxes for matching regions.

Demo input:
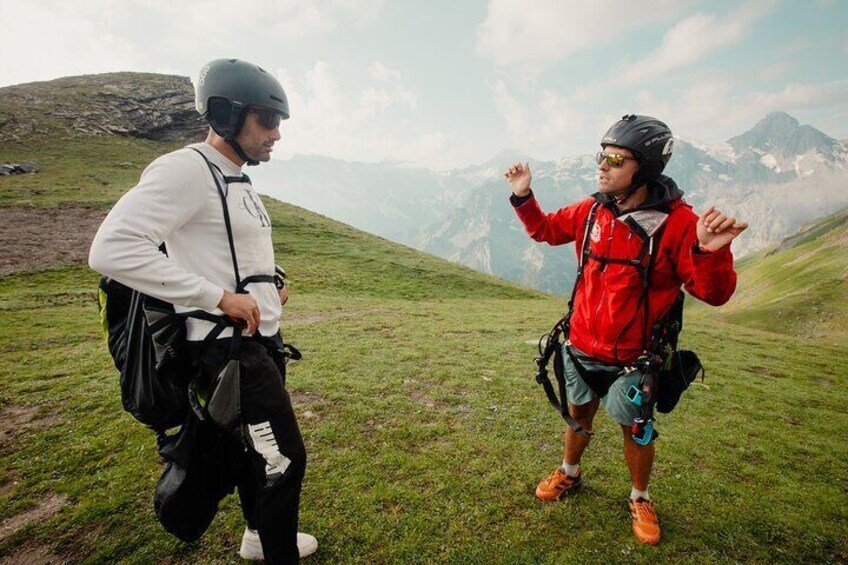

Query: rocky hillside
[0,73,205,143]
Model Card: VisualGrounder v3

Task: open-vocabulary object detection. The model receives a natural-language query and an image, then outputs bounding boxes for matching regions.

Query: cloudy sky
[1,0,846,169]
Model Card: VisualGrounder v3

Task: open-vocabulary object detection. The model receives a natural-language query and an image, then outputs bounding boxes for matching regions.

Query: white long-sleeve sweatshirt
[89,142,281,341]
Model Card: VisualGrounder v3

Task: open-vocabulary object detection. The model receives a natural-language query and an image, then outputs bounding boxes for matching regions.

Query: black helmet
[600,114,673,180]
[195,58,290,140]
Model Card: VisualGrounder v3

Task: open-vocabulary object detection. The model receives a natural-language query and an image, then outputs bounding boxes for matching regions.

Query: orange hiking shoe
[629,497,661,545]
[535,467,582,501]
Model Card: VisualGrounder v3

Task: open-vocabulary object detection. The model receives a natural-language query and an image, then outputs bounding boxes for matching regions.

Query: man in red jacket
[505,115,747,545]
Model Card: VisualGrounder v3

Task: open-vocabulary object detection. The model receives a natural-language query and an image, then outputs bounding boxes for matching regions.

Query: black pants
[192,333,306,564]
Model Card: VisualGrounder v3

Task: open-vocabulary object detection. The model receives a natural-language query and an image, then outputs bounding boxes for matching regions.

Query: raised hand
[504,162,532,197]
[697,206,749,251]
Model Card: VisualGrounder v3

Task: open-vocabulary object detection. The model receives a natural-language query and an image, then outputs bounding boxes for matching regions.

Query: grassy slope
[0,135,846,563]
[692,208,848,346]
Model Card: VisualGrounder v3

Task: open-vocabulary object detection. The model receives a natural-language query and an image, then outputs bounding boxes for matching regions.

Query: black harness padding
[564,346,623,399]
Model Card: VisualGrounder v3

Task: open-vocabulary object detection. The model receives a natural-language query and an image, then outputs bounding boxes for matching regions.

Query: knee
[568,402,598,427]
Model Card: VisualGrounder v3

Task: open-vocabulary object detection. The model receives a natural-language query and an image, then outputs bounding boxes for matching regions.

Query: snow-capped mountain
[254,112,848,294]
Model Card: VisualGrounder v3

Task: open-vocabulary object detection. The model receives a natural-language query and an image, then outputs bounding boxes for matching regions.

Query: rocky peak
[727,110,836,159]
[0,72,206,143]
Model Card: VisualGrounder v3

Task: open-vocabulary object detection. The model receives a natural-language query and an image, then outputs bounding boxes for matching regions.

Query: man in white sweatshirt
[89,59,316,563]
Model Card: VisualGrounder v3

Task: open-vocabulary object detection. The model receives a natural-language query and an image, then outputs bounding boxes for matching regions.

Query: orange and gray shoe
[629,497,661,545]
[535,467,582,501]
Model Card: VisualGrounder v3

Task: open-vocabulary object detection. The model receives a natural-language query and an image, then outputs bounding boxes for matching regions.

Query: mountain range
[249,111,848,293]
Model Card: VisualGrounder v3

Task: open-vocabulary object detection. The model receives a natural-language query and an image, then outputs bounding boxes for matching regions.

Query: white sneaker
[296,532,318,557]
[239,528,318,560]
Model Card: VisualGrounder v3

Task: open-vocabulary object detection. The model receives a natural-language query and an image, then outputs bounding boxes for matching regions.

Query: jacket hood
[594,174,684,214]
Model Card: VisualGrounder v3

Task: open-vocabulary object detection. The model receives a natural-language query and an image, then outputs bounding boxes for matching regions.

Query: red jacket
[514,183,737,365]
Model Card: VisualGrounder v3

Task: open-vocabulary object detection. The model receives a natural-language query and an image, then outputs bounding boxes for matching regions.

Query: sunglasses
[595,151,635,168]
[249,107,283,130]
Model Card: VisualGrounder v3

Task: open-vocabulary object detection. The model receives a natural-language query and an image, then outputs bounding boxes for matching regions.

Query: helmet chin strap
[225,136,259,167]
[613,171,645,206]
[217,110,258,167]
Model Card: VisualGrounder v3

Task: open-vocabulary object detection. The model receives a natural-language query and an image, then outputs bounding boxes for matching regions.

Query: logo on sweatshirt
[241,188,271,227]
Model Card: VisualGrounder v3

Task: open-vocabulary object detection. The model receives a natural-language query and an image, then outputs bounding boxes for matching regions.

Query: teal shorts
[563,345,643,426]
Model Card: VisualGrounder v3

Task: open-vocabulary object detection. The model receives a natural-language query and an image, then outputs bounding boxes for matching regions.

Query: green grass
[0,137,178,208]
[0,136,846,563]
[1,266,846,563]
[694,208,848,346]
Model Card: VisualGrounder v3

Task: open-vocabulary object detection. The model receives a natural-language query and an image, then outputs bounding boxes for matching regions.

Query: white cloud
[747,80,848,110]
[475,0,691,68]
[646,78,848,146]
[618,0,777,84]
[488,79,608,157]
[0,0,386,87]
[0,1,145,86]
[273,62,457,168]
[369,62,402,83]
[360,62,417,116]
[490,80,530,140]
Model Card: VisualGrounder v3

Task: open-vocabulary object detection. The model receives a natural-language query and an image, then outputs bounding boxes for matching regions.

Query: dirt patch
[289,390,326,406]
[0,405,60,449]
[289,391,329,422]
[1,542,62,565]
[0,406,40,448]
[0,494,67,543]
[749,366,774,377]
[0,205,106,276]
[0,471,18,497]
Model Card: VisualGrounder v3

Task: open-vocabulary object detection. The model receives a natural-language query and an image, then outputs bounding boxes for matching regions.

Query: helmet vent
[270,95,285,103]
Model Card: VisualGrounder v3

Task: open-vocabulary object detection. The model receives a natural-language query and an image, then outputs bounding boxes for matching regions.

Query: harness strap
[533,202,601,433]
[237,274,276,293]
[189,148,243,291]
[534,321,591,437]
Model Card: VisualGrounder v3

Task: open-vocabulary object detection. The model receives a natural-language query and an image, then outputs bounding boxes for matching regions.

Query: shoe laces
[631,498,657,523]
[543,468,565,485]
[545,468,577,488]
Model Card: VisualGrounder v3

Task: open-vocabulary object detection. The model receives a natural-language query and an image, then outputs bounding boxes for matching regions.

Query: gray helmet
[195,58,290,139]
[601,114,674,180]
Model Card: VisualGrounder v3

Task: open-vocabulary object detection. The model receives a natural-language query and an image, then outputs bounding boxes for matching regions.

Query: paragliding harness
[98,148,300,435]
[534,201,703,444]
[98,148,302,540]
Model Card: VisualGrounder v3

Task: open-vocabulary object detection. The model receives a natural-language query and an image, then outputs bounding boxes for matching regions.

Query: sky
[1,0,847,169]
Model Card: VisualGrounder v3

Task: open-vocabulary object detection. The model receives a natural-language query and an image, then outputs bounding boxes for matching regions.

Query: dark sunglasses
[249,107,283,130]
[595,151,635,168]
